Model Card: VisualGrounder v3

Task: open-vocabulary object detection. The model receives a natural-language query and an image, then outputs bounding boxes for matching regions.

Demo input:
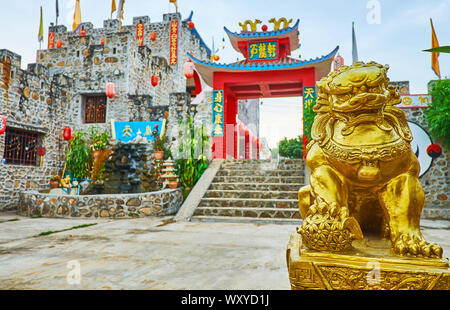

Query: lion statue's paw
[392,233,443,258]
[298,197,363,252]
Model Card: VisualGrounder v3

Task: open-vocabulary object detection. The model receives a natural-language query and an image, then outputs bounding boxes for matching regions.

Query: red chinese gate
[189,19,338,159]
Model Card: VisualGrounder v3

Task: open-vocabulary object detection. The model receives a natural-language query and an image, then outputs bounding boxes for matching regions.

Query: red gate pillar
[245,130,250,159]
[225,94,237,159]
[257,139,260,159]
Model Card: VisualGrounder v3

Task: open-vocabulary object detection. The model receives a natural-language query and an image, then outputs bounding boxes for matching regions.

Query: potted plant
[151,124,166,160]
[89,126,109,157]
[168,177,179,189]
[88,127,110,182]
[50,176,61,189]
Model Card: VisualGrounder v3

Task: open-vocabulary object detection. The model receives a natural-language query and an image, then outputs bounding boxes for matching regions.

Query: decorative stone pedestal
[286,233,450,290]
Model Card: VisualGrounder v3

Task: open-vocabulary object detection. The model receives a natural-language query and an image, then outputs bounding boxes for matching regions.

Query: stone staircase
[191,159,305,224]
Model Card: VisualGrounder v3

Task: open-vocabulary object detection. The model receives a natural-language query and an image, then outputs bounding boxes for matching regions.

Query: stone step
[221,163,305,170]
[191,215,302,225]
[198,197,298,209]
[222,159,304,165]
[205,190,298,200]
[216,169,304,177]
[208,183,304,191]
[213,176,304,184]
[194,206,300,219]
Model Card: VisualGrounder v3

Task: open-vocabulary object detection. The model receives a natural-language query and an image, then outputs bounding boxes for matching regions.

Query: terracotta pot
[93,150,103,158]
[154,151,164,160]
[50,180,59,189]
[168,180,178,189]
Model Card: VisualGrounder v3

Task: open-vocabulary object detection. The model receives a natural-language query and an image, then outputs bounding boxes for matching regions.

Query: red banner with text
[48,32,55,49]
[169,20,179,65]
[136,23,144,47]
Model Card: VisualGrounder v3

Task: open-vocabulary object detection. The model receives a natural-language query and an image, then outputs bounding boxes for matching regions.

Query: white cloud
[65,0,76,26]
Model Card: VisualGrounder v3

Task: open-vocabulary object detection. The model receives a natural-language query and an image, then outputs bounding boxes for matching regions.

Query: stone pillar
[163,13,182,22]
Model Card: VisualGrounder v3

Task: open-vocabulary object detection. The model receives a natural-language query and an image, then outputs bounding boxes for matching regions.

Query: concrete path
[0,212,449,290]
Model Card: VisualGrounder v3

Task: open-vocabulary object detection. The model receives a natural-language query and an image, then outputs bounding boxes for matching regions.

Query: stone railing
[18,188,183,219]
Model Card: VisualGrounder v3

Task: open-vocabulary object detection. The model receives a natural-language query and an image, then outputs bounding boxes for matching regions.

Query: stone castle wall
[0,50,74,209]
[0,12,210,211]
[404,108,449,219]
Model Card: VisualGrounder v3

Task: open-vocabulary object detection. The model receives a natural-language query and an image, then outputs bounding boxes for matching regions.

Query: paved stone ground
[0,212,449,290]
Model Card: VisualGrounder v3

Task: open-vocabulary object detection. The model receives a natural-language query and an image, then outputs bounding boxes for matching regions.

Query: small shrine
[160,158,179,189]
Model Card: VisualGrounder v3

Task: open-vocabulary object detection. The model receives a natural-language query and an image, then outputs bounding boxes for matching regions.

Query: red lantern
[105,82,115,98]
[63,127,72,141]
[37,147,46,167]
[150,32,157,41]
[151,75,159,87]
[214,55,220,61]
[80,29,86,36]
[262,24,268,32]
[0,115,6,135]
[184,61,194,79]
[100,37,106,45]
[56,40,63,48]
[187,21,195,29]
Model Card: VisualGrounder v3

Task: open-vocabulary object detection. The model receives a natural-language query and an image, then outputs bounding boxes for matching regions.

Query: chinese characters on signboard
[212,90,224,137]
[48,32,55,49]
[302,86,316,156]
[136,23,144,47]
[112,121,163,143]
[169,20,179,65]
[398,94,431,109]
[248,41,278,62]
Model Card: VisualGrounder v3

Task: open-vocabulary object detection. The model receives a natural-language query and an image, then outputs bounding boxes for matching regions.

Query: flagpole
[56,0,59,26]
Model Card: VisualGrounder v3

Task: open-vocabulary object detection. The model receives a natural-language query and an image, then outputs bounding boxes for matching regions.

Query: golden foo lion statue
[298,61,443,259]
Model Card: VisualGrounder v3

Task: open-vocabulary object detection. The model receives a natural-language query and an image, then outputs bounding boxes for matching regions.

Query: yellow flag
[117,0,125,20]
[111,0,117,18]
[73,0,82,32]
[430,18,441,79]
[38,6,44,43]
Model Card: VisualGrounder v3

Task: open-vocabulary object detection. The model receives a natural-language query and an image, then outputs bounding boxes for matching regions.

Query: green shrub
[175,115,210,199]
[66,131,92,179]
[425,79,450,149]
[278,136,303,159]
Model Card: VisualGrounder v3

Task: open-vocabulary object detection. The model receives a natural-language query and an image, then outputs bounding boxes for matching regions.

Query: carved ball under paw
[298,199,363,252]
[392,234,443,258]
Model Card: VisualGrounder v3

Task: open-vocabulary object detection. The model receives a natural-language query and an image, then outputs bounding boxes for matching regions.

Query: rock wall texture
[18,188,183,219]
[0,49,75,209]
[404,108,449,219]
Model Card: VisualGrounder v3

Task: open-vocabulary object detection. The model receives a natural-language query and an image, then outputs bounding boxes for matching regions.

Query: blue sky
[0,0,449,147]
